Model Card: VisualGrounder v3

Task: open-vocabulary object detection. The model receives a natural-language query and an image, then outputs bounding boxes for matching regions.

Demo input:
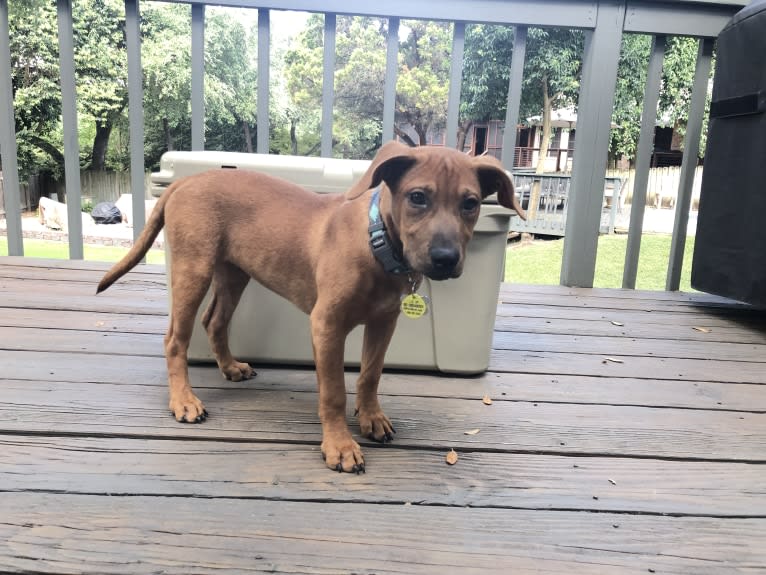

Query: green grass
[505,233,695,291]
[0,237,166,265]
[3,234,693,291]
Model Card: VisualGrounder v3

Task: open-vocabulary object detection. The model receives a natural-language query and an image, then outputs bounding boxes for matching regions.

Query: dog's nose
[429,245,460,273]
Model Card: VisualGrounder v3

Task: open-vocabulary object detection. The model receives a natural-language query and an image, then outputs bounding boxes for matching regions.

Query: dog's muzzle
[426,245,461,280]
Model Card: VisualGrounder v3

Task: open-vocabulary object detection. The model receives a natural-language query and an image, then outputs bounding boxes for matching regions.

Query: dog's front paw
[221,361,256,382]
[321,433,365,474]
[356,407,395,443]
[169,392,208,423]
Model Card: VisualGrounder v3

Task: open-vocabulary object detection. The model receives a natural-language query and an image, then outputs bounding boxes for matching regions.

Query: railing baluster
[257,9,270,154]
[321,13,336,157]
[560,1,625,287]
[501,25,527,171]
[445,21,465,149]
[0,0,23,256]
[125,0,145,241]
[666,37,714,291]
[191,4,205,151]
[382,17,399,144]
[623,34,666,289]
[56,0,83,260]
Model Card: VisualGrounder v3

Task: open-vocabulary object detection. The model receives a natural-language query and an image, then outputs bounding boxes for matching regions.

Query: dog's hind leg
[355,312,399,443]
[165,258,214,423]
[202,262,255,382]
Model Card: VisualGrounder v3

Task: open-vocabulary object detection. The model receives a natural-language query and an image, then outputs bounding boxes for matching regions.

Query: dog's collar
[368,186,410,275]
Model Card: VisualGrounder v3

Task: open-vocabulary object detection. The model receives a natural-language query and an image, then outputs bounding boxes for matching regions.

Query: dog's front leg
[355,312,399,443]
[310,309,364,473]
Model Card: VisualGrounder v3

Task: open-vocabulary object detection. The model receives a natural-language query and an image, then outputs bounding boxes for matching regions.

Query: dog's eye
[408,190,428,207]
[462,197,480,213]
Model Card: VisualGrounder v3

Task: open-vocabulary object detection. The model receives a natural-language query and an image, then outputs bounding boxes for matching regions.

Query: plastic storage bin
[152,151,514,374]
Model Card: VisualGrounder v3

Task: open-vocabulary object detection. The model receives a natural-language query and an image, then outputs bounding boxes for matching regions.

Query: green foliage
[610,34,651,163]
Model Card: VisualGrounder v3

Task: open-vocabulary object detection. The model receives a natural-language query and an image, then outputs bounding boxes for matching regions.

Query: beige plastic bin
[152,151,513,374]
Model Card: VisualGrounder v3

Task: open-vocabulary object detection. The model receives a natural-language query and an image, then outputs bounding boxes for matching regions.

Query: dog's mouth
[423,265,463,281]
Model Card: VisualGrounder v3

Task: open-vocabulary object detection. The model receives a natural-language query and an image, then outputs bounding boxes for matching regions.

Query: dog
[97,141,524,473]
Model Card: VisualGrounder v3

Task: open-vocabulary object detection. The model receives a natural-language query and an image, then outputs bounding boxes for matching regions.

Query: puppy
[98,142,524,472]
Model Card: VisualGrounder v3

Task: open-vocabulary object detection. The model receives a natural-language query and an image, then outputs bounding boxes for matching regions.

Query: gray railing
[0,0,746,289]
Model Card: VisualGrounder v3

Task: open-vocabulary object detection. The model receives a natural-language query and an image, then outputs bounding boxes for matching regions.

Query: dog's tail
[96,183,176,294]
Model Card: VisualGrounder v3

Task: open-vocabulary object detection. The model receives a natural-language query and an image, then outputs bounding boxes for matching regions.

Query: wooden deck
[1,255,765,574]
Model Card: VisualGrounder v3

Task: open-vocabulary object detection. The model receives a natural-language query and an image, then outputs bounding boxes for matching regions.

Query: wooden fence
[607,165,704,210]
[1,171,152,215]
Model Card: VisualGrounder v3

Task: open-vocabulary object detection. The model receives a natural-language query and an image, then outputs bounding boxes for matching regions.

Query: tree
[396,20,452,146]
[458,24,515,151]
[521,27,583,173]
[73,0,129,171]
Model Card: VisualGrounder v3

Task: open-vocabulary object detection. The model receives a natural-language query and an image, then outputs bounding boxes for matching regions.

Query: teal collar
[368,186,410,275]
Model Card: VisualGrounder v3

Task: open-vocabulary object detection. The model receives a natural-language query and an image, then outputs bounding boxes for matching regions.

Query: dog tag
[401,293,428,319]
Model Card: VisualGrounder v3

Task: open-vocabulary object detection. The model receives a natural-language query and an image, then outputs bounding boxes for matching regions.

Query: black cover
[691,0,766,306]
[91,202,122,225]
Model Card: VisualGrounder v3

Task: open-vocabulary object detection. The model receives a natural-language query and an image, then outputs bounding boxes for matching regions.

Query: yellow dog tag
[401,293,428,319]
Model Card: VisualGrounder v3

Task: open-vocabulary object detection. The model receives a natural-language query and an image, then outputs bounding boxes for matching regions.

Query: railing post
[560,1,625,287]
[623,34,666,289]
[257,9,270,154]
[125,0,145,241]
[0,0,23,256]
[382,17,399,144]
[502,25,528,171]
[56,0,83,260]
[321,13,336,157]
[666,38,714,291]
[191,4,205,151]
[445,21,465,149]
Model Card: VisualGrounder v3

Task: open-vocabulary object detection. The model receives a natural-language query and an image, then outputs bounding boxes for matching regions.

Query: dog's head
[348,141,526,281]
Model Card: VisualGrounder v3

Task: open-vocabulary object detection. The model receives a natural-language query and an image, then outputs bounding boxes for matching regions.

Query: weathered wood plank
[0,263,166,285]
[2,493,764,574]
[1,379,763,461]
[0,255,164,275]
[493,331,766,363]
[0,280,168,315]
[489,348,766,384]
[4,350,766,412]
[0,307,167,334]
[495,315,766,344]
[501,282,744,305]
[0,326,165,357]
[2,435,764,516]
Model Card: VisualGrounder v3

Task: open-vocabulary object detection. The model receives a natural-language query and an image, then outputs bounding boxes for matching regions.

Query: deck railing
[0,0,745,289]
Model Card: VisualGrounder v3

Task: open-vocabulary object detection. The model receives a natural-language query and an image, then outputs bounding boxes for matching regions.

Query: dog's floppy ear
[473,155,526,220]
[346,141,417,199]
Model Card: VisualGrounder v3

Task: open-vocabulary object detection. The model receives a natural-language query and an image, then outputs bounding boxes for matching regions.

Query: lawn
[0,237,166,265]
[3,233,694,292]
[505,233,696,291]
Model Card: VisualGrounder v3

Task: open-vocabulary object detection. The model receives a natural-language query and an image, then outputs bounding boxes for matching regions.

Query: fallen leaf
[693,326,712,333]
[603,357,624,364]
[482,395,493,405]
[608,478,617,485]
[445,449,459,465]
[464,429,481,435]
[610,321,624,326]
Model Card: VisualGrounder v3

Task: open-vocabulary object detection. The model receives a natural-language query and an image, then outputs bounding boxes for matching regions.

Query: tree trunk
[243,120,253,153]
[163,118,175,152]
[456,119,473,153]
[414,124,428,146]
[290,118,298,155]
[529,75,553,223]
[535,75,553,175]
[91,121,113,171]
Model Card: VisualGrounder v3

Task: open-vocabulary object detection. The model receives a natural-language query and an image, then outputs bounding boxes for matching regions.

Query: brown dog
[98,141,524,472]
